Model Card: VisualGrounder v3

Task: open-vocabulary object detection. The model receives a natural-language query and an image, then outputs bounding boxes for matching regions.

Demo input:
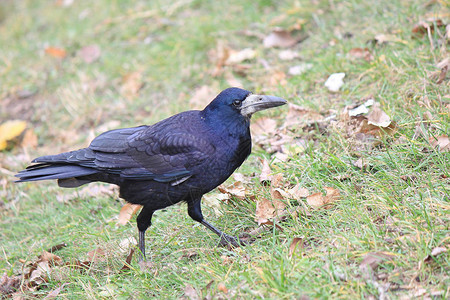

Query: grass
[1,0,449,298]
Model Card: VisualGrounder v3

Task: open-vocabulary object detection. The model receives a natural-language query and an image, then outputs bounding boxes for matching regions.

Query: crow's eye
[232,99,242,107]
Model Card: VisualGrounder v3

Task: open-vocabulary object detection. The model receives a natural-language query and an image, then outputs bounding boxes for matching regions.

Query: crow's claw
[219,234,248,247]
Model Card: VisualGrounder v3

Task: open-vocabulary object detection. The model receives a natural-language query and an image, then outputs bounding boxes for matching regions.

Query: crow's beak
[240,94,287,117]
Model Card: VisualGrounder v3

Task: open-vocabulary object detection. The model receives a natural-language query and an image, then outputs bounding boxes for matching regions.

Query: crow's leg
[187,199,244,247]
[136,206,154,261]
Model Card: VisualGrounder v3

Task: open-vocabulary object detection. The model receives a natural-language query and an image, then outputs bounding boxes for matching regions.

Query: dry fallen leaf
[44,283,68,300]
[45,46,67,58]
[21,128,38,149]
[412,19,445,37]
[424,246,447,263]
[184,284,200,300]
[118,203,142,225]
[251,117,278,136]
[225,48,256,65]
[263,28,301,48]
[255,195,285,225]
[306,187,340,209]
[429,135,450,152]
[324,73,345,92]
[359,252,395,272]
[39,251,63,265]
[120,71,143,99]
[278,49,300,60]
[24,251,63,288]
[79,44,101,63]
[259,158,273,184]
[217,282,228,294]
[288,63,313,76]
[288,237,304,257]
[367,103,391,127]
[432,57,449,84]
[87,248,107,263]
[0,273,20,296]
[348,47,374,62]
[202,193,229,216]
[0,120,27,150]
[121,248,135,271]
[189,85,218,110]
[348,99,374,116]
[271,173,285,188]
[287,183,309,200]
[373,34,408,45]
[284,103,324,128]
[218,181,247,199]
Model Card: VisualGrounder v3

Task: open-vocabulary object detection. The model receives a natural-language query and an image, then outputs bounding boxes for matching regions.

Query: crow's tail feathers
[15,163,98,188]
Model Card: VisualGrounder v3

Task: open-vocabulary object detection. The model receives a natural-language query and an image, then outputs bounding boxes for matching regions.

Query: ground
[0,0,448,299]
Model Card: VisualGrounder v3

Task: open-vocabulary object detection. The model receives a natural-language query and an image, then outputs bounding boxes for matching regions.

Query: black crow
[16,87,287,259]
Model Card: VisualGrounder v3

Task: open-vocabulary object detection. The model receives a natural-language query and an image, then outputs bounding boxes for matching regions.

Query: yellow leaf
[0,120,27,150]
[118,203,142,225]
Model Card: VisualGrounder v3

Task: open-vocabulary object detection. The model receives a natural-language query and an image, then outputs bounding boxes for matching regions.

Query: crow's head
[203,87,287,120]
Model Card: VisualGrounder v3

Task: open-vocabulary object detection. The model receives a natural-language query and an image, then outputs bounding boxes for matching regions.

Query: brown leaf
[424,246,447,263]
[20,129,38,149]
[412,19,445,36]
[259,158,273,184]
[202,193,228,216]
[217,282,228,293]
[44,283,68,300]
[359,252,395,271]
[87,248,107,263]
[120,71,143,99]
[189,85,217,110]
[367,103,391,127]
[306,187,339,209]
[348,47,374,62]
[39,251,63,265]
[435,57,449,84]
[266,70,288,86]
[287,183,309,200]
[0,273,20,296]
[263,28,301,48]
[28,261,50,286]
[251,117,278,136]
[46,243,68,253]
[255,191,286,225]
[121,248,135,271]
[184,284,200,300]
[288,237,304,256]
[284,103,324,128]
[429,135,450,152]
[218,181,246,199]
[79,45,101,63]
[45,46,67,58]
[208,41,231,76]
[271,173,284,188]
[255,197,275,225]
[353,158,366,170]
[118,203,142,225]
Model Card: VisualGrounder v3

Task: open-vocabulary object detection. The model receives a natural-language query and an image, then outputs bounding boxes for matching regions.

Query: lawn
[0,0,448,299]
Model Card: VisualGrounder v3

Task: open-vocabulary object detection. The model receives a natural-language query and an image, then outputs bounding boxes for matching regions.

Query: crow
[16,87,287,259]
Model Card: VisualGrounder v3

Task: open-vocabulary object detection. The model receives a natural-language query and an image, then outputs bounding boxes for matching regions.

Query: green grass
[1,0,449,298]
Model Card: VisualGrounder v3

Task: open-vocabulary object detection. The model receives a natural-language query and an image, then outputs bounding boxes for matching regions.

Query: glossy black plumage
[16,87,287,259]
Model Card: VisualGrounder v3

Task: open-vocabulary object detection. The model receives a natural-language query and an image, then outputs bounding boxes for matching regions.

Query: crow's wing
[88,116,215,182]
